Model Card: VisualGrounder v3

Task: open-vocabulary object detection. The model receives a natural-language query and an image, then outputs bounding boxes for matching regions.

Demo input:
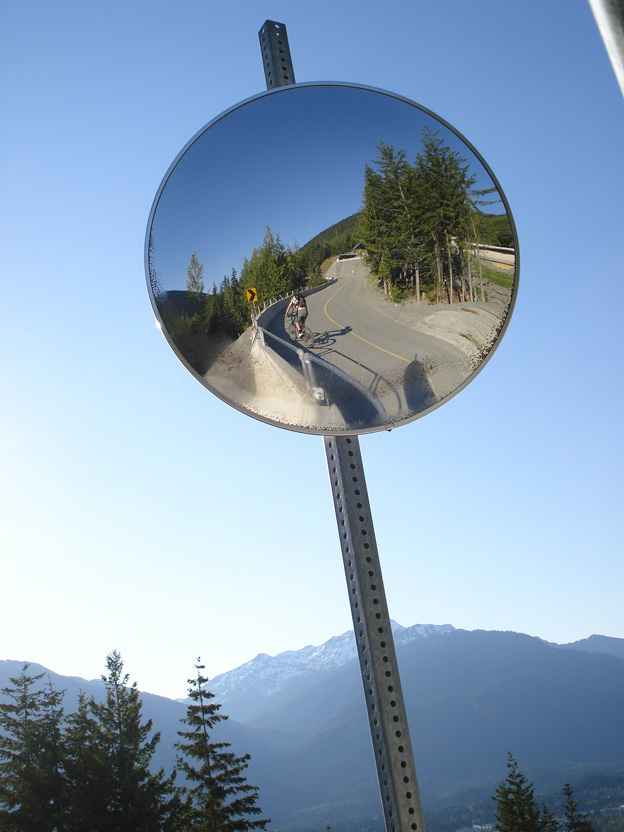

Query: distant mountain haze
[560,633,624,661]
[203,622,455,724]
[2,624,623,832]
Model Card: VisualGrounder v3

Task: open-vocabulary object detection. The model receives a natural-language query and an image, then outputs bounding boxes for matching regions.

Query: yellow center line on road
[323,280,439,399]
[323,282,410,364]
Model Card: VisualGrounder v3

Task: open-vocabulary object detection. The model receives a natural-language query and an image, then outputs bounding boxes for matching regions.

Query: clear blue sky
[1,1,622,701]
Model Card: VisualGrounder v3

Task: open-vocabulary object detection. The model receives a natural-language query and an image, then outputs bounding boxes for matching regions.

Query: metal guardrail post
[324,436,425,832]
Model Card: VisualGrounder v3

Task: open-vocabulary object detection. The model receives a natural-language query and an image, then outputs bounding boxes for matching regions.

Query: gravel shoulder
[336,257,513,368]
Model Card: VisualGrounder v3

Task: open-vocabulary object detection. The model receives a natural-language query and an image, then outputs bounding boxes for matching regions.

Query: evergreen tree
[0,664,67,832]
[493,754,553,832]
[221,269,248,336]
[563,783,593,832]
[541,803,561,832]
[38,677,68,831]
[85,651,177,832]
[63,691,111,832]
[240,227,292,301]
[358,128,496,303]
[187,251,206,312]
[175,659,269,832]
[285,241,309,291]
[415,127,477,303]
[359,141,420,297]
[186,251,209,340]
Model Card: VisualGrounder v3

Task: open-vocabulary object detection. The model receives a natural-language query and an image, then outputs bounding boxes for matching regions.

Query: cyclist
[285,290,308,339]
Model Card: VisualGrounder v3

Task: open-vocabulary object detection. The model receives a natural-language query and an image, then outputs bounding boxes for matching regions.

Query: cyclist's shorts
[297,308,308,322]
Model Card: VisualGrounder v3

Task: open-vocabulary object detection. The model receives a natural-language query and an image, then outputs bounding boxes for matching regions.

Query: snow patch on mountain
[207,622,454,705]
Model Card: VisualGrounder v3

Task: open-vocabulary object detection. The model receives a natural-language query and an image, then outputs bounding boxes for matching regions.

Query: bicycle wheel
[301,328,315,348]
[287,316,297,341]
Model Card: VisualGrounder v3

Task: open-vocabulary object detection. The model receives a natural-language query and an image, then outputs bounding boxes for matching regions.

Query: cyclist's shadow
[312,325,352,352]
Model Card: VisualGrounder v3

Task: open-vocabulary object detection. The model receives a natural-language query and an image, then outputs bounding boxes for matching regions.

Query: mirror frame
[145,82,519,435]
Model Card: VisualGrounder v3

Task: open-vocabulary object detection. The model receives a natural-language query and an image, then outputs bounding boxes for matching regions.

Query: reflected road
[267,260,472,419]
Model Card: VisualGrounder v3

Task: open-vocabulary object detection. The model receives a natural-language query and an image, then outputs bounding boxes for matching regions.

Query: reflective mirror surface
[146,83,518,434]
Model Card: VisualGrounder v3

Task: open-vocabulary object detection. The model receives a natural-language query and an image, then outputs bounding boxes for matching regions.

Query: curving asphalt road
[266,261,472,422]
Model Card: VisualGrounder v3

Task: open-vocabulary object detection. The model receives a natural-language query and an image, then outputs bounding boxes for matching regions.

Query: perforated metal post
[258,20,296,88]
[257,24,426,832]
[324,436,426,832]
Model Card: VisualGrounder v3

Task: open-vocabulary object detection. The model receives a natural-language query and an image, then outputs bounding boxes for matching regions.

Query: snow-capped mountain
[3,628,623,832]
[205,622,454,722]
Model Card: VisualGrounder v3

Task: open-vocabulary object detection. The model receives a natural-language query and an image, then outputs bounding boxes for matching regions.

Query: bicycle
[286,311,315,348]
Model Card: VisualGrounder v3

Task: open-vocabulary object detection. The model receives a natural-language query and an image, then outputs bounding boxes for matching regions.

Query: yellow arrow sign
[246,288,257,303]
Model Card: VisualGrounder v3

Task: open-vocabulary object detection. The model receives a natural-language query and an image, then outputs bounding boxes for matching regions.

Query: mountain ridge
[202,621,455,722]
[559,633,624,661]
[3,626,623,832]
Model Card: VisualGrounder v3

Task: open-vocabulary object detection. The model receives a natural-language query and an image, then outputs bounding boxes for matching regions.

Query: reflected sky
[150,84,505,293]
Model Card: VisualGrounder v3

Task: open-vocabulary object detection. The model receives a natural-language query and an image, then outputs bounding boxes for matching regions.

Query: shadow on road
[312,326,353,353]
[403,354,437,413]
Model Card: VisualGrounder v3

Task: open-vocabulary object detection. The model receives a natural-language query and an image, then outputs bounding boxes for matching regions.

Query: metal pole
[324,436,425,832]
[258,20,296,88]
[258,22,426,831]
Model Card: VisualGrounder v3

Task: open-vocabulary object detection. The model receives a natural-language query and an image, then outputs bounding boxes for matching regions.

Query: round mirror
[146,82,518,434]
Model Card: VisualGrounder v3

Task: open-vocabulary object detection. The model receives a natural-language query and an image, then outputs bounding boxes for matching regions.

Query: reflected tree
[416,127,478,303]
[240,227,291,301]
[359,129,512,304]
[187,252,206,317]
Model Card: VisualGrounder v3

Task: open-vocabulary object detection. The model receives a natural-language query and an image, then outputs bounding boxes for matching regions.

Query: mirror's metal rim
[145,81,519,436]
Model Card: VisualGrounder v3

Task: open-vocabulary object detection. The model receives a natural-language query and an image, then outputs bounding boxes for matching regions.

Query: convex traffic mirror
[146,82,518,434]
